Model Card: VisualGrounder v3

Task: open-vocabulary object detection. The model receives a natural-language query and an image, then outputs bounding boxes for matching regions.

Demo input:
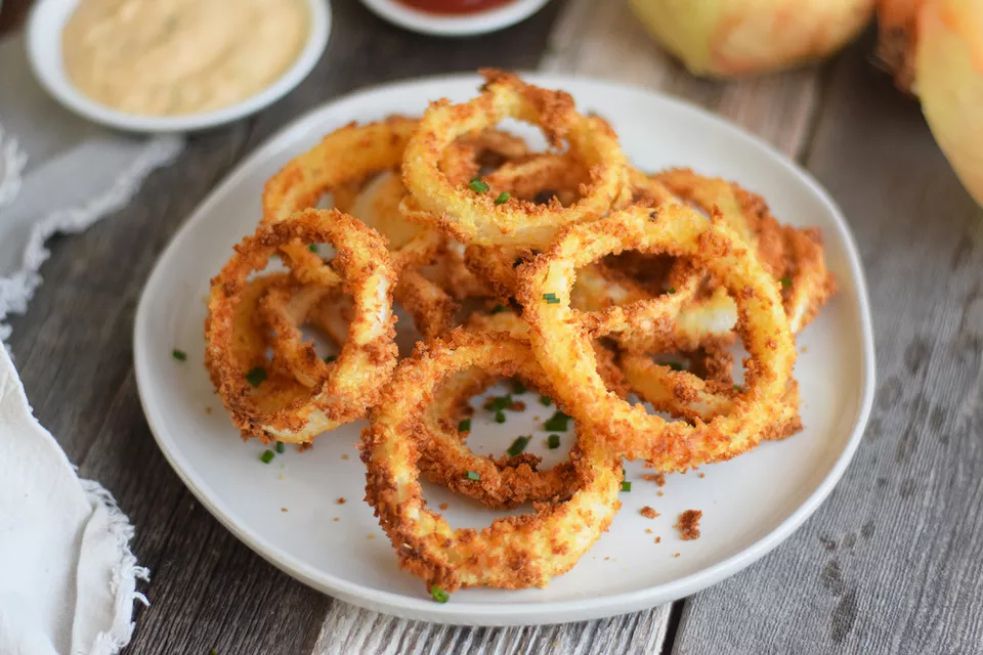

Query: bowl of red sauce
[360,0,551,36]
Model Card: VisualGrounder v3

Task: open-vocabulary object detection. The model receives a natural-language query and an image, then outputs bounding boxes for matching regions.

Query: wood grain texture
[673,35,983,655]
[310,604,672,655]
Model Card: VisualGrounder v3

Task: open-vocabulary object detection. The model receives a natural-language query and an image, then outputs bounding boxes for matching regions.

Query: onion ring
[401,69,630,247]
[206,208,397,443]
[362,329,622,591]
[517,204,797,469]
[262,117,440,284]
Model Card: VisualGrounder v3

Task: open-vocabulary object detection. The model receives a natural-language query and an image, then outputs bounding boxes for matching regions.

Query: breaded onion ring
[206,209,397,443]
[361,329,622,592]
[518,204,796,469]
[655,168,835,332]
[401,69,629,247]
[262,117,440,284]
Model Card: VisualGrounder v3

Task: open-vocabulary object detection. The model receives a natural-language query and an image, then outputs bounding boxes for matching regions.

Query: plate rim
[133,71,876,626]
[25,0,331,133]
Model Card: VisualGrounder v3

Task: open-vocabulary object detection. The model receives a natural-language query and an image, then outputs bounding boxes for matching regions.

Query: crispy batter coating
[517,204,797,469]
[361,330,622,592]
[205,209,398,443]
[401,69,630,247]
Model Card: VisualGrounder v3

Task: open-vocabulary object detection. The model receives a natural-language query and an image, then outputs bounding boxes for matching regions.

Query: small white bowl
[25,0,331,133]
[360,0,550,37]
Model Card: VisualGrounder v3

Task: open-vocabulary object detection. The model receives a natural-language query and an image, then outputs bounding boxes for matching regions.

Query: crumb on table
[640,505,660,519]
[336,497,346,505]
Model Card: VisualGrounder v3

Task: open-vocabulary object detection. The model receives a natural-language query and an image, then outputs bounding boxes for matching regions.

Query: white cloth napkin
[0,33,184,654]
[0,346,147,655]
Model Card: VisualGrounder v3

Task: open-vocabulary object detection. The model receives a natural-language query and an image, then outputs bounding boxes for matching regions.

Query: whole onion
[629,0,876,77]
[877,0,983,206]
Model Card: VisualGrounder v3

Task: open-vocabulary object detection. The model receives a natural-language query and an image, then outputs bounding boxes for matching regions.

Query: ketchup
[396,0,514,15]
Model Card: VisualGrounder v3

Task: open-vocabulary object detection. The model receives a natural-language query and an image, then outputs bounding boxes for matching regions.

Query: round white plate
[360,0,550,36]
[134,73,875,626]
[26,0,330,133]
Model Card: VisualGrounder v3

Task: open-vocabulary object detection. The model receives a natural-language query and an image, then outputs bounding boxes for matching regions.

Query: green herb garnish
[458,418,471,432]
[539,395,552,406]
[308,243,319,253]
[468,177,490,193]
[275,441,285,454]
[430,585,450,603]
[324,354,337,363]
[543,292,560,304]
[245,366,267,387]
[490,304,507,314]
[666,287,676,295]
[620,480,632,492]
[494,191,510,205]
[486,394,512,412]
[259,450,275,464]
[466,470,481,481]
[547,434,561,449]
[543,410,571,432]
[780,276,792,289]
[667,361,684,372]
[511,379,527,395]
[507,436,531,457]
[494,410,506,424]
[172,349,187,361]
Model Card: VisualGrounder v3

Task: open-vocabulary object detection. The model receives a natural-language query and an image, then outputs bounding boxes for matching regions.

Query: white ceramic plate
[134,73,875,626]
[360,0,550,36]
[26,0,330,133]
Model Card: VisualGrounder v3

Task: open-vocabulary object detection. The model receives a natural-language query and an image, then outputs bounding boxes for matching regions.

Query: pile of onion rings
[203,69,835,596]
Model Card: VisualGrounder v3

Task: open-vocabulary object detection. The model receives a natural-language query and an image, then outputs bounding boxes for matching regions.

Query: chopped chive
[666,287,676,295]
[667,361,684,372]
[733,384,743,392]
[780,276,792,289]
[511,379,527,395]
[543,410,571,432]
[458,418,471,433]
[494,191,510,205]
[543,292,560,304]
[539,395,553,406]
[430,585,450,603]
[547,434,561,449]
[245,366,267,387]
[210,650,218,655]
[275,441,285,454]
[621,480,632,492]
[494,410,506,423]
[507,436,531,457]
[466,470,481,481]
[490,304,507,314]
[259,450,275,464]
[468,177,490,193]
[323,354,337,363]
[172,349,187,361]
[308,243,319,253]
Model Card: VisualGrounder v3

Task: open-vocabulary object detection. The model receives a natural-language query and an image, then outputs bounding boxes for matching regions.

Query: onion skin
[916,0,983,206]
[875,0,923,91]
[629,0,875,77]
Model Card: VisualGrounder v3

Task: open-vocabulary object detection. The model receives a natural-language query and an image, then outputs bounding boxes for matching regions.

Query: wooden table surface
[6,1,983,653]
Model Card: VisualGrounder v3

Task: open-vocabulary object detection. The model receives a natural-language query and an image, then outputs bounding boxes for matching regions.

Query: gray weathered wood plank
[672,35,983,655]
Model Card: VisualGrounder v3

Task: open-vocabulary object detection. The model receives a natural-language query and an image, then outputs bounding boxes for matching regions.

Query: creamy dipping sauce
[62,0,310,116]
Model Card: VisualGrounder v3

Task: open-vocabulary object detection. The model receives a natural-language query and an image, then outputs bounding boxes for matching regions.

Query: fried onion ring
[206,208,397,443]
[518,204,797,469]
[362,329,622,591]
[401,69,629,247]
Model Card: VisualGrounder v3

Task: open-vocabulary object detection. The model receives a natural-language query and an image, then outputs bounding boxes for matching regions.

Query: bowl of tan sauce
[27,0,330,132]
